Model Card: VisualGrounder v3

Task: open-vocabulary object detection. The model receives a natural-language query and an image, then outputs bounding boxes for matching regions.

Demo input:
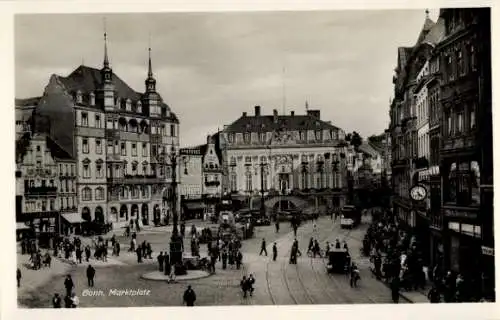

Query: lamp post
[259,160,266,217]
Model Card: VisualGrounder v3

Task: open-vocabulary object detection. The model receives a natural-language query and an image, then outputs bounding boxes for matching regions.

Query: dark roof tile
[225,115,339,133]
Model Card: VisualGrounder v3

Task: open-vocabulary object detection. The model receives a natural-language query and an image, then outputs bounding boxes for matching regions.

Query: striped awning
[16,222,30,230]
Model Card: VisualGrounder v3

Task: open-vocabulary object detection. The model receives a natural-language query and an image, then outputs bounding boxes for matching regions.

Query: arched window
[82,187,92,201]
[245,172,252,192]
[82,207,91,222]
[95,187,105,201]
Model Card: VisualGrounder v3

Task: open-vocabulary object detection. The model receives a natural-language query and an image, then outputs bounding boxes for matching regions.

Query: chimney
[307,109,321,119]
[273,109,278,123]
[291,111,295,116]
[242,112,247,117]
[255,105,261,116]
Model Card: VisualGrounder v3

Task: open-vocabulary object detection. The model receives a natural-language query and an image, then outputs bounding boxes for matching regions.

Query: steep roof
[15,132,74,164]
[422,17,446,46]
[358,142,381,158]
[225,114,339,133]
[58,65,141,101]
[396,47,413,72]
[15,97,42,107]
[415,16,435,47]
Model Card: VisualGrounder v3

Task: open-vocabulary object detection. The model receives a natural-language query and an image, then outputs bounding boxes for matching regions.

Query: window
[260,132,266,142]
[301,170,308,189]
[141,186,147,198]
[315,130,322,140]
[95,114,101,128]
[142,143,147,156]
[245,156,251,163]
[142,164,148,175]
[131,186,139,198]
[82,187,92,201]
[81,112,88,126]
[170,124,176,137]
[245,172,252,191]
[96,162,103,178]
[447,113,452,135]
[83,163,90,178]
[82,138,89,153]
[470,45,477,71]
[95,187,104,201]
[300,131,306,141]
[457,112,464,133]
[228,133,235,143]
[457,50,465,76]
[107,118,113,129]
[107,141,113,154]
[132,162,138,175]
[230,173,237,192]
[470,110,476,130]
[36,160,42,168]
[96,139,102,154]
[262,171,268,191]
[447,54,454,81]
[244,133,250,143]
[132,143,137,156]
[121,143,126,156]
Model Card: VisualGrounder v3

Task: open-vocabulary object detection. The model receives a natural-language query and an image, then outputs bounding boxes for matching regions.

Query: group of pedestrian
[157,251,177,283]
[240,274,256,298]
[307,237,322,258]
[51,274,80,308]
[135,239,153,263]
[206,236,243,273]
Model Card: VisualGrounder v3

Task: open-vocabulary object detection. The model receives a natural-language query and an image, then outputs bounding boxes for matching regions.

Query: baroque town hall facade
[16,33,179,231]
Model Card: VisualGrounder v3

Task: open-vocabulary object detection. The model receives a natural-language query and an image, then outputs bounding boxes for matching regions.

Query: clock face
[410,185,427,201]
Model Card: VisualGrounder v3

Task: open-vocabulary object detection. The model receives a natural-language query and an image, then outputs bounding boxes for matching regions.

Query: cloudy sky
[15,9,438,147]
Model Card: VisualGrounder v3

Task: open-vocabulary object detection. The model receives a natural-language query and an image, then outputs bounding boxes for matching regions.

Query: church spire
[103,18,110,68]
[145,34,156,93]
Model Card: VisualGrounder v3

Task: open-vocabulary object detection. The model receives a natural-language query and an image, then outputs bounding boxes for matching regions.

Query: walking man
[86,264,95,287]
[275,220,280,233]
[16,268,21,288]
[259,238,267,256]
[390,277,400,304]
[64,275,74,297]
[183,285,196,306]
[157,252,164,272]
[272,242,278,261]
[247,274,256,297]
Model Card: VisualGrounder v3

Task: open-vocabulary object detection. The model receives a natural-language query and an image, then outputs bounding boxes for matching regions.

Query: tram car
[340,205,362,229]
[326,248,351,274]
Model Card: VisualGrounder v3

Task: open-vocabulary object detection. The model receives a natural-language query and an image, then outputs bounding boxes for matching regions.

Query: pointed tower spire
[145,33,157,93]
[103,18,109,68]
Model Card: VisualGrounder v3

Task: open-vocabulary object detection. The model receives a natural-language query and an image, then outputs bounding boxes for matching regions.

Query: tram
[340,205,361,229]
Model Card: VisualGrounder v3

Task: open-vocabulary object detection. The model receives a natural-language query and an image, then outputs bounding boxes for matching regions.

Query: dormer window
[228,133,235,143]
[89,92,95,106]
[137,101,142,113]
[76,90,83,104]
[126,99,132,111]
[244,133,251,143]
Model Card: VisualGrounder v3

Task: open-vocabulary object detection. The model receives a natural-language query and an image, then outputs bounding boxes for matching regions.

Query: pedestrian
[241,276,249,298]
[259,238,267,256]
[164,253,171,276]
[157,252,164,272]
[136,246,142,263]
[183,285,197,306]
[71,292,79,308]
[236,250,243,270]
[16,268,21,288]
[52,293,62,308]
[275,220,280,233]
[247,274,255,296]
[272,242,278,261]
[84,245,91,262]
[64,275,74,297]
[115,242,121,257]
[222,249,228,270]
[76,247,82,264]
[169,263,177,283]
[64,294,73,308]
[390,277,400,304]
[428,285,441,303]
[86,264,95,287]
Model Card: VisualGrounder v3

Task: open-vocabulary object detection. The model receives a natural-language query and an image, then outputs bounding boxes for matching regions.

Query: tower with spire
[100,23,115,112]
[144,43,161,118]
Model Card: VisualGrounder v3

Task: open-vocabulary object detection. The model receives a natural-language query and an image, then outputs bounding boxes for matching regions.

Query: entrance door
[279,174,289,193]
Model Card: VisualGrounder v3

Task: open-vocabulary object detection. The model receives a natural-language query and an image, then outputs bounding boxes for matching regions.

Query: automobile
[326,248,351,274]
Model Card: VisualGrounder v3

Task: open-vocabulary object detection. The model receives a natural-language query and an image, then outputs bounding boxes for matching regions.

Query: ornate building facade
[15,132,77,246]
[18,33,180,227]
[220,105,348,210]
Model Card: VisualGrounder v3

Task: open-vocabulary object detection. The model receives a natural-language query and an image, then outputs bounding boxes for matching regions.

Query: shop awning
[62,213,85,224]
[184,202,206,211]
[16,222,30,230]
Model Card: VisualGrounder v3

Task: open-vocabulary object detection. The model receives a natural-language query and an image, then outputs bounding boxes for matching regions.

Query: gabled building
[220,105,349,212]
[17,32,180,227]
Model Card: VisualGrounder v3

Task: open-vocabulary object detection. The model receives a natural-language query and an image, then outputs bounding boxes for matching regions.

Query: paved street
[17,215,415,307]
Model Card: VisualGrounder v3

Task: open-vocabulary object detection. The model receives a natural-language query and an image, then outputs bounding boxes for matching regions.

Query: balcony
[25,186,57,196]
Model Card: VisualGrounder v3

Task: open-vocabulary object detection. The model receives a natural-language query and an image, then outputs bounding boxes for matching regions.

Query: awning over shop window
[62,213,85,224]
[16,222,30,230]
[183,202,206,211]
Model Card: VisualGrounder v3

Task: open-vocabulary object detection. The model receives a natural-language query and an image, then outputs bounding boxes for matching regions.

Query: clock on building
[409,184,427,201]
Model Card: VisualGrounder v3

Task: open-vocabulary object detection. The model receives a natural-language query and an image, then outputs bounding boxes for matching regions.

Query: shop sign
[482,246,494,256]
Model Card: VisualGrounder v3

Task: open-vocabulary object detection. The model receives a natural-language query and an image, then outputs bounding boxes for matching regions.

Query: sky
[15,9,439,147]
